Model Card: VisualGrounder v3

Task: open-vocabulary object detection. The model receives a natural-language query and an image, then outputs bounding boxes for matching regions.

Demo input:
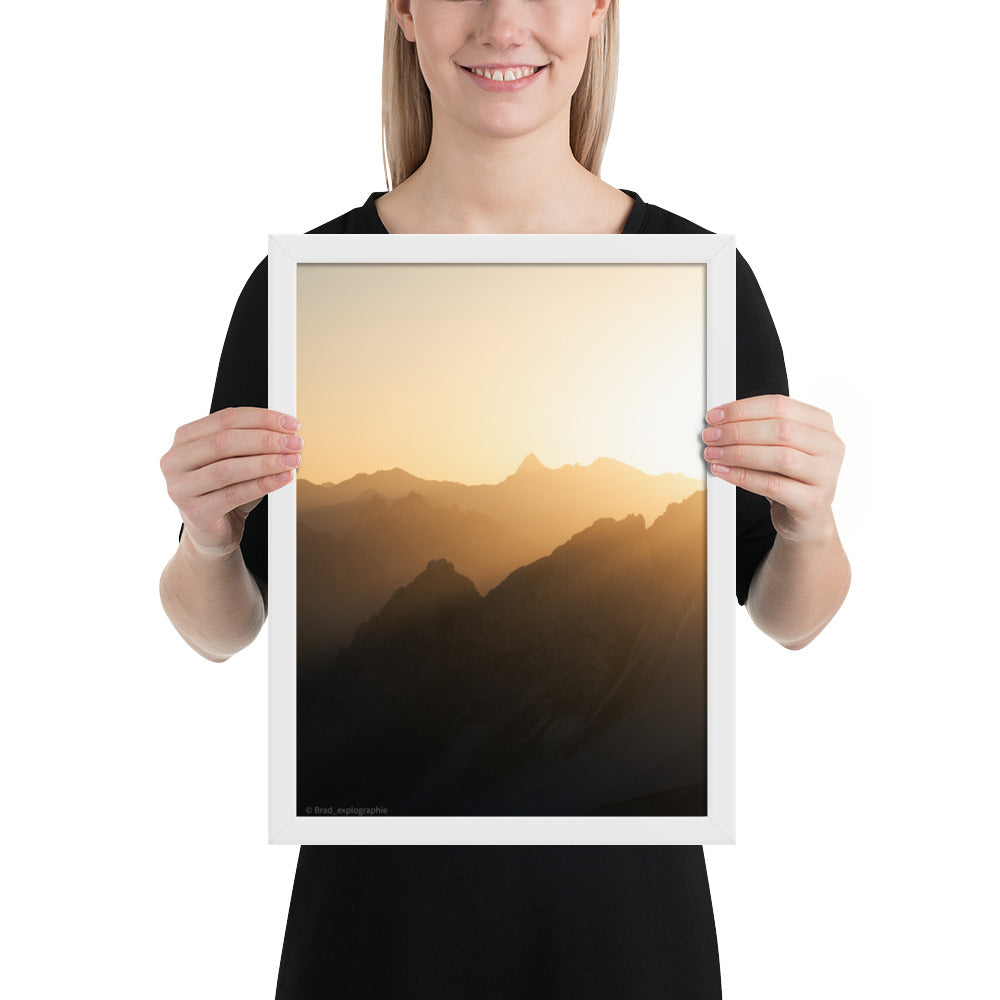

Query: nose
[475,0,532,51]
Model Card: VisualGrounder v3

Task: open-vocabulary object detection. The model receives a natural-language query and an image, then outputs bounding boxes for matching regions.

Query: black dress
[182,189,789,999]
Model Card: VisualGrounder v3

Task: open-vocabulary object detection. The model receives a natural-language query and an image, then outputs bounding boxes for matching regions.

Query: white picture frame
[268,234,735,845]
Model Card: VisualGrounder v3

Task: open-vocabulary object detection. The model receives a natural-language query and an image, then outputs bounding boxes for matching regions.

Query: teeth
[470,65,540,81]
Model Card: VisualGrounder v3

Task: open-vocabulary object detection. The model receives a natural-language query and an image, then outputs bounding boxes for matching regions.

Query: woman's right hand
[160,406,303,559]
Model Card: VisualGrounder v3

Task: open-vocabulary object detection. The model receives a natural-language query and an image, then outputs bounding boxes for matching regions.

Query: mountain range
[296,454,702,668]
[295,484,708,817]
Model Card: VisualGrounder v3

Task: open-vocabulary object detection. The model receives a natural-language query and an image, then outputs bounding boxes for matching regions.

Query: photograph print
[287,249,716,822]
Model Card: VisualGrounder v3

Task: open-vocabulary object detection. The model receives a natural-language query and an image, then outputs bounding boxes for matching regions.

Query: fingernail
[712,463,731,474]
[281,435,303,450]
[280,414,301,431]
[706,408,725,423]
[703,426,722,442]
[704,447,723,460]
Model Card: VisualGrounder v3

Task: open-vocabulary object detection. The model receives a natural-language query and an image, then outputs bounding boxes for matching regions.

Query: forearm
[745,516,851,650]
[159,530,266,662]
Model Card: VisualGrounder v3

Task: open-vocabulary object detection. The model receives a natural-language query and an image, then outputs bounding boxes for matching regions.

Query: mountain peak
[351,558,481,647]
[516,452,546,475]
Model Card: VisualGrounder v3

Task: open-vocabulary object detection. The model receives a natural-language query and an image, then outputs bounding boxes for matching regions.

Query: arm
[158,404,299,663]
[704,394,851,650]
[745,513,850,650]
[159,530,267,662]
[159,258,280,662]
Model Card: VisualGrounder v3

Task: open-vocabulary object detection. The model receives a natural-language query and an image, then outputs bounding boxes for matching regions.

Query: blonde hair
[381,1,620,191]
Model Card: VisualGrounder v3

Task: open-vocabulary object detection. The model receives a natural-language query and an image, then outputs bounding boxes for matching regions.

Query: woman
[160,2,850,996]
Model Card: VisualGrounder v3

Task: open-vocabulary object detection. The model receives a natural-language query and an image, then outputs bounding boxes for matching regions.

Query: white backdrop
[4,2,997,997]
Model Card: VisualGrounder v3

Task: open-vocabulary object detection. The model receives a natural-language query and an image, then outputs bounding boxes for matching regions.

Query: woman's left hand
[701,394,845,546]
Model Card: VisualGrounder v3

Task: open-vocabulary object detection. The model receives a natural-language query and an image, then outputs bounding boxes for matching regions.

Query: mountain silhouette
[515,452,545,475]
[296,490,541,667]
[295,457,703,670]
[296,490,707,817]
[297,455,700,548]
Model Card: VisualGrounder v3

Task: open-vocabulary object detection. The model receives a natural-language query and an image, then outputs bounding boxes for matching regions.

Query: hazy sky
[296,261,706,485]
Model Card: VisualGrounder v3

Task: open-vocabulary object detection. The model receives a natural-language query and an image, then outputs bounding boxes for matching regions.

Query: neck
[400,105,597,233]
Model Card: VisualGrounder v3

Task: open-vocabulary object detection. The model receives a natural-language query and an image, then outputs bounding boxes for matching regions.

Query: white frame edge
[268,234,736,846]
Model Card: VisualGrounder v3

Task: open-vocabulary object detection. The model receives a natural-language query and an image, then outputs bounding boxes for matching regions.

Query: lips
[459,63,549,91]
[463,64,544,80]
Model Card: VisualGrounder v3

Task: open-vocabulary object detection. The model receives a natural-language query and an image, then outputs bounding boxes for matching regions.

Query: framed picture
[268,233,735,845]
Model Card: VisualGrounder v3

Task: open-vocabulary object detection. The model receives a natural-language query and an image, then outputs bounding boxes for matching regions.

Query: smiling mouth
[460,64,549,81]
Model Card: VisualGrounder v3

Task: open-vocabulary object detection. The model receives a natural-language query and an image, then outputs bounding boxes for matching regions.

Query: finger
[172,449,303,504]
[186,469,296,527]
[171,427,303,480]
[709,463,813,509]
[172,406,299,448]
[702,417,836,458]
[703,443,826,486]
[706,395,834,433]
